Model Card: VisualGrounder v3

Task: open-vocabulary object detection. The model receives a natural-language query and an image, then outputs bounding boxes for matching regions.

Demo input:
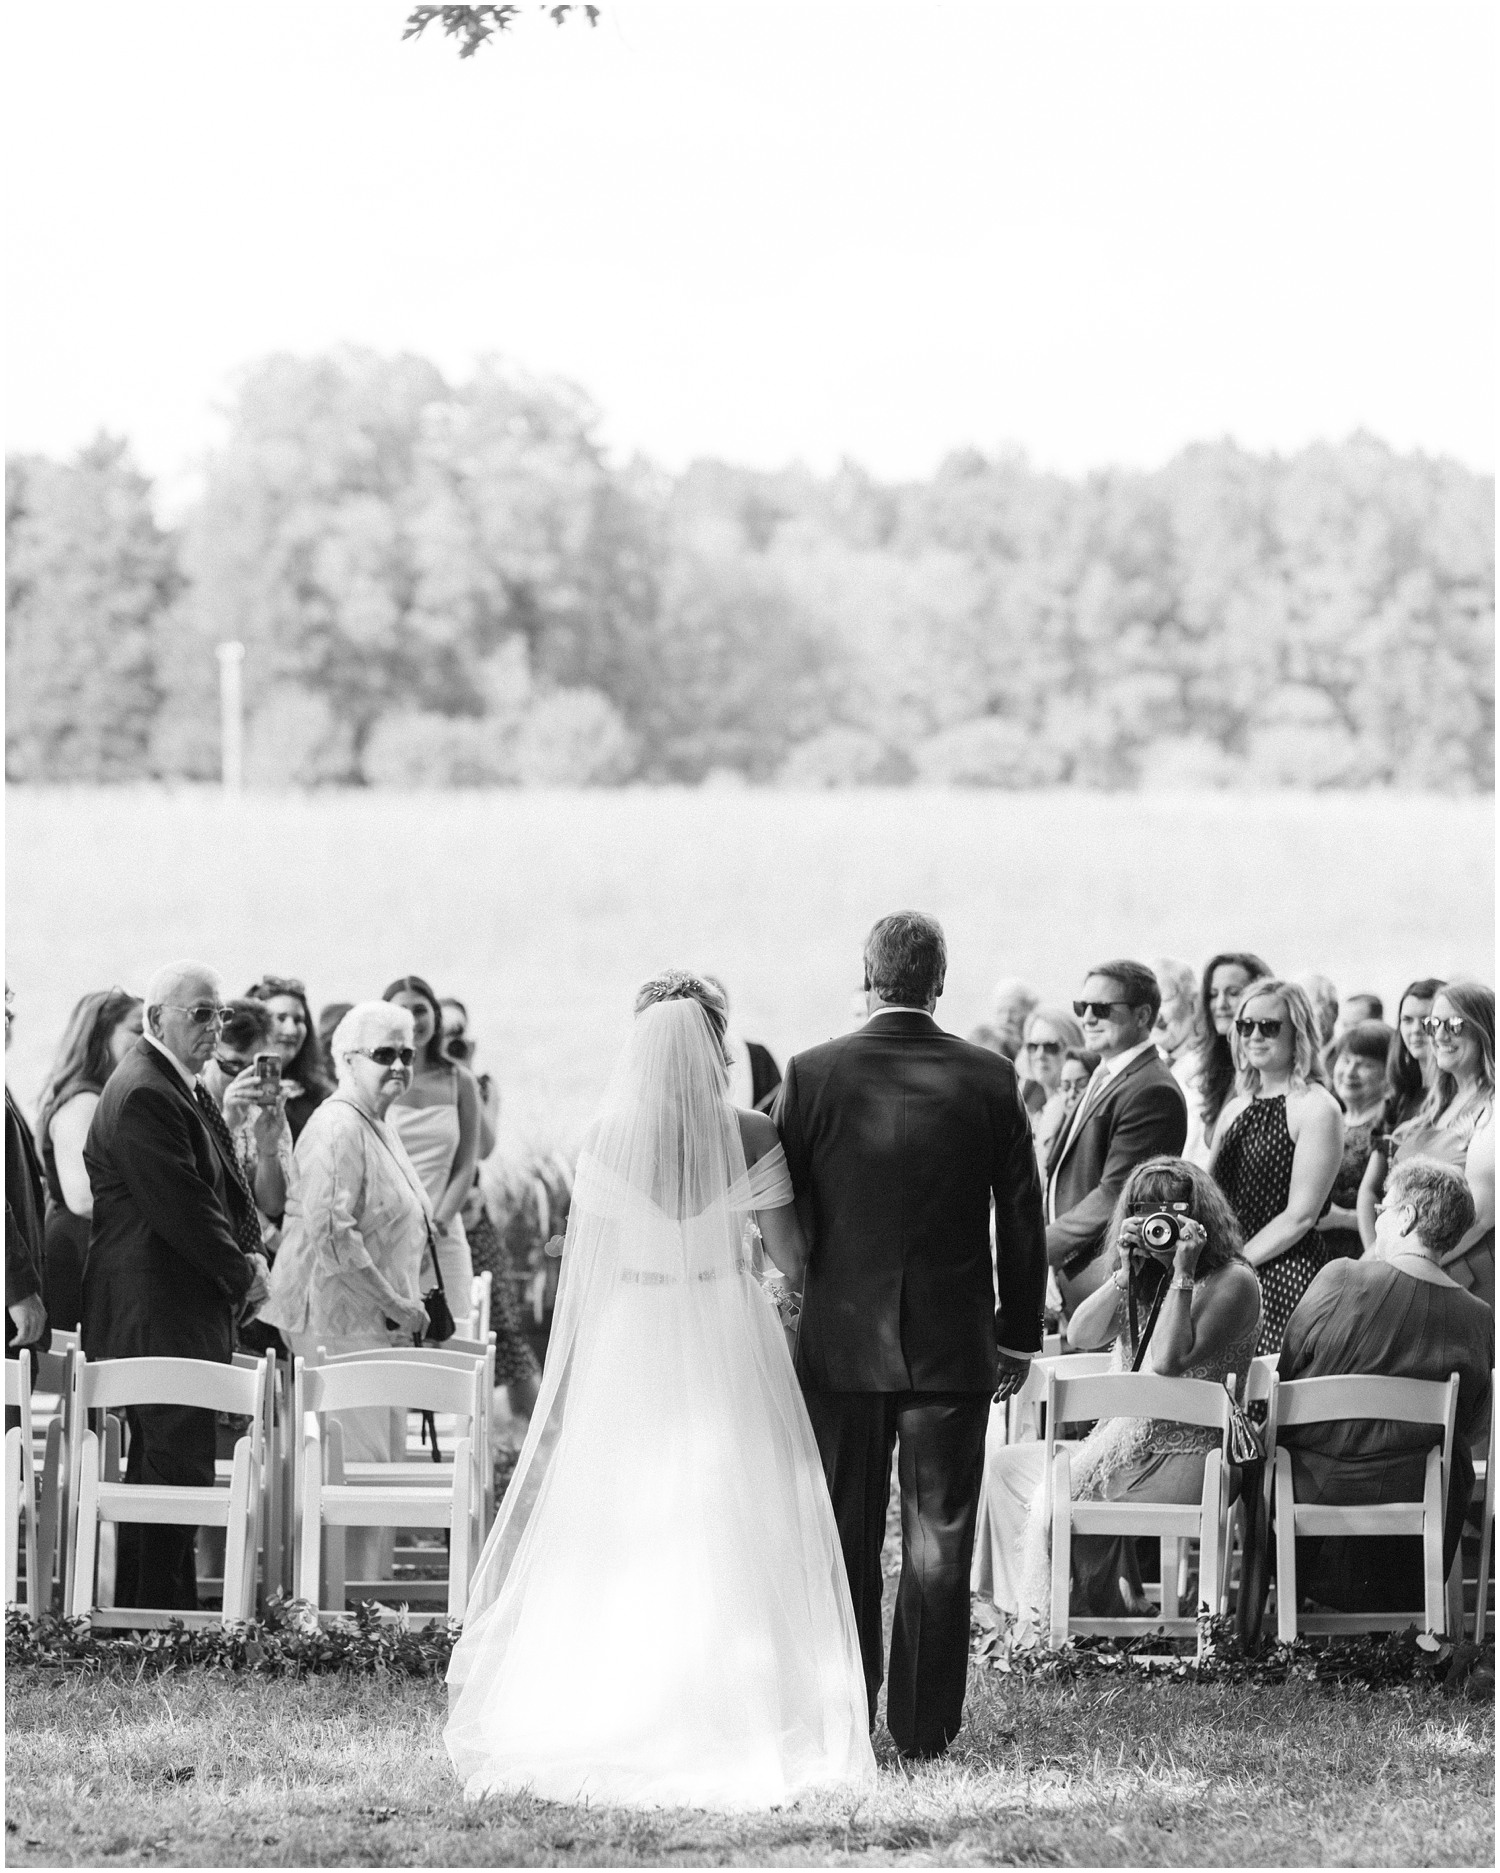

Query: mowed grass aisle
[4,1666,1493,1867]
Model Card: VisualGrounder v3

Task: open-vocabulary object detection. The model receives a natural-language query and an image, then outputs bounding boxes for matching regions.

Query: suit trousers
[113,1403,217,1611]
[802,1387,989,1758]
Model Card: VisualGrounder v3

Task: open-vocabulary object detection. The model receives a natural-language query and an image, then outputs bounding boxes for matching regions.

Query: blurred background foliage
[6,348,1493,791]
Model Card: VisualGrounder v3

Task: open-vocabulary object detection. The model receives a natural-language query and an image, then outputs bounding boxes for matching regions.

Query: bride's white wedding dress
[445,997,876,1809]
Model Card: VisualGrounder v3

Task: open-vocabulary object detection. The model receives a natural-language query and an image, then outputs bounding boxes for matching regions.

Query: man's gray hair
[144,960,220,1010]
[330,1001,415,1076]
[1386,1156,1477,1263]
[865,912,947,1007]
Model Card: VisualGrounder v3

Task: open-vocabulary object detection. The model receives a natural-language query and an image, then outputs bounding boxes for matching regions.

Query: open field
[4,1666,1492,1868]
[5,786,1493,1147]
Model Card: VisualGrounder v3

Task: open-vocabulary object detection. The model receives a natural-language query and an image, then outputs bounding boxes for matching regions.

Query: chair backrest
[297,1356,478,1424]
[1047,1369,1232,1443]
[31,1344,73,1399]
[5,1352,32,1435]
[319,1345,488,1376]
[1275,1372,1459,1479]
[1233,1357,1279,1407]
[48,1330,80,1357]
[442,1334,496,1360]
[74,1353,266,1422]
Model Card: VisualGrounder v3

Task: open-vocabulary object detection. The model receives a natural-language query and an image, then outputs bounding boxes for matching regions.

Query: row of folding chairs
[6,1300,499,1629]
[996,1350,1495,1650]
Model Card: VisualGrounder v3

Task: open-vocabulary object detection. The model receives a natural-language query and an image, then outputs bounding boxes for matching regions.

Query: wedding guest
[1023,1007,1085,1171]
[1046,962,1187,1326]
[440,997,501,1156]
[1317,1020,1396,1262]
[1357,981,1495,1308]
[82,962,267,1610]
[260,1002,433,1591]
[1297,973,1340,1052]
[1059,1049,1100,1109]
[199,1000,295,1255]
[245,975,334,1143]
[975,1159,1260,1627]
[33,987,143,1332]
[970,980,1043,1109]
[1336,992,1383,1038]
[1386,978,1447,1130]
[703,977,783,1113]
[1208,978,1343,1357]
[1279,1156,1493,1614]
[1185,951,1273,1167]
[5,987,49,1357]
[383,975,480,1335]
[317,1002,352,1075]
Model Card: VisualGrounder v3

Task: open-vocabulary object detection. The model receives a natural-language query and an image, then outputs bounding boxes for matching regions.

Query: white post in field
[217,640,245,794]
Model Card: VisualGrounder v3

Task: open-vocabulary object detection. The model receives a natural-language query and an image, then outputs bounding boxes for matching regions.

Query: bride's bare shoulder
[735,1106,781,1166]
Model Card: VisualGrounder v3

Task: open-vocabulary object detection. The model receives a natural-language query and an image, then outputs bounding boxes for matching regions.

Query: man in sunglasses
[1045,959,1188,1325]
[80,960,269,1613]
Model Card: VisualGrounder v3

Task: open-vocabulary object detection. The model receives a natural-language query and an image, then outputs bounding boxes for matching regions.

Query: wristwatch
[1169,1273,1195,1294]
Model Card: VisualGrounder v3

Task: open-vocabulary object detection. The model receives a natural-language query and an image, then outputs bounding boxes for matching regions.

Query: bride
[445,972,877,1809]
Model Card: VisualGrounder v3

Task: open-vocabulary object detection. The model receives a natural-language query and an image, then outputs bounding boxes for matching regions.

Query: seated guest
[1024,1007,1086,1170]
[1185,952,1272,1167]
[1209,978,1343,1356]
[974,1158,1260,1627]
[703,976,783,1113]
[260,1002,434,1589]
[1336,992,1383,1038]
[199,999,296,1259]
[1385,978,1446,1130]
[245,975,334,1143]
[1278,1156,1493,1614]
[1358,982,1494,1309]
[5,985,49,1357]
[33,987,143,1332]
[1046,962,1187,1328]
[1317,1020,1396,1262]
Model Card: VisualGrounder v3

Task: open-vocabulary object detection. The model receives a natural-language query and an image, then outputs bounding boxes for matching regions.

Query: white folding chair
[198,1351,280,1615]
[1046,1368,1235,1654]
[5,1354,40,1616]
[1273,1372,1459,1641]
[67,1354,267,1629]
[471,1272,493,1346]
[1472,1383,1496,1643]
[293,1357,480,1622]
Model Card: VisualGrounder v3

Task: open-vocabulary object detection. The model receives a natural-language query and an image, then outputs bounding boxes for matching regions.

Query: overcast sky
[4,0,1493,506]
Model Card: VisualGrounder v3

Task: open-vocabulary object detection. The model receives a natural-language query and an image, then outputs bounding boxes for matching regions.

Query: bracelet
[1169,1274,1195,1294]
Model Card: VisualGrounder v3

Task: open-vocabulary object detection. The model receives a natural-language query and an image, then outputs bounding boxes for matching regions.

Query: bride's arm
[756,1201,807,1284]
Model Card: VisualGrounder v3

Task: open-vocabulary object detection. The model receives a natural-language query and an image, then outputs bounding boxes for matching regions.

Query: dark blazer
[775,1011,1047,1393]
[6,1088,48,1346]
[1044,1047,1187,1272]
[747,1040,782,1114]
[82,1039,254,1364]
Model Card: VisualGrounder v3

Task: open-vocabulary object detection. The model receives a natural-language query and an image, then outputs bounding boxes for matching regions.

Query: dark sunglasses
[1421,1015,1467,1040]
[356,1046,416,1067]
[163,1002,227,1026]
[1073,1000,1129,1020]
[213,1055,253,1077]
[1027,1039,1063,1056]
[1235,1017,1284,1040]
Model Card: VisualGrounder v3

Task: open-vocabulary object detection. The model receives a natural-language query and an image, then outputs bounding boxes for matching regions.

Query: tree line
[6,349,1493,791]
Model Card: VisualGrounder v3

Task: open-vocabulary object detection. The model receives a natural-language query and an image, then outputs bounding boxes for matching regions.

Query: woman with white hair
[260,1001,436,1591]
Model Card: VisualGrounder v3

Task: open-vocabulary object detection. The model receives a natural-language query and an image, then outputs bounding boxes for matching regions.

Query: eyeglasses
[1235,1018,1284,1040]
[1073,1000,1130,1020]
[213,1056,253,1077]
[1060,1078,1090,1097]
[1027,1039,1063,1056]
[354,1046,416,1067]
[163,1003,227,1026]
[1421,1016,1467,1040]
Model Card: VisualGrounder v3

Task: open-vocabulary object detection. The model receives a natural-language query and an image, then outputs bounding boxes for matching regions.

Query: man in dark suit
[5,984,49,1360]
[1046,959,1188,1322]
[775,912,1047,1760]
[82,961,267,1610]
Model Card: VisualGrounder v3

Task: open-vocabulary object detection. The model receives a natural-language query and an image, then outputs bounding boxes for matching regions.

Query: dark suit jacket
[6,1088,48,1348]
[1044,1047,1187,1272]
[82,1039,254,1364]
[747,1040,782,1114]
[775,1011,1047,1393]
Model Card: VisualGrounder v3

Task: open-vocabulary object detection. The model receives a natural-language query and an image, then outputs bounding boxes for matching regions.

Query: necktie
[194,1084,265,1263]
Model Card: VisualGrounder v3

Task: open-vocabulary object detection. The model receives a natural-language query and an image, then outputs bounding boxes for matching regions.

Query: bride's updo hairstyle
[634,970,730,1063]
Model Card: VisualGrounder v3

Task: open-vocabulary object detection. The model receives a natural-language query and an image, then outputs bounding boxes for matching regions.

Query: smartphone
[254,1053,281,1085]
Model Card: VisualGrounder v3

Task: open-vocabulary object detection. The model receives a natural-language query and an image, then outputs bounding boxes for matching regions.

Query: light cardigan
[260,1091,432,1339]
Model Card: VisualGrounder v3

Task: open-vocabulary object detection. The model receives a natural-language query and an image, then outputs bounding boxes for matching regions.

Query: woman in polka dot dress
[1209,977,1345,1356]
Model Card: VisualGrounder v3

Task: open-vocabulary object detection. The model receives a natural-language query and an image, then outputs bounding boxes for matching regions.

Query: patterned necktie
[194,1083,265,1263]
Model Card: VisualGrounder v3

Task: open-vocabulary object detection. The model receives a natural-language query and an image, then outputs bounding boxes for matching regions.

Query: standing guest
[704,977,783,1113]
[260,1002,434,1590]
[1318,1021,1396,1262]
[1278,1157,1493,1615]
[1023,1007,1086,1171]
[1186,951,1273,1167]
[1045,961,1188,1326]
[440,998,501,1155]
[5,987,49,1356]
[199,1000,296,1257]
[245,975,333,1144]
[970,979,1045,1112]
[81,962,268,1611]
[1386,978,1447,1131]
[383,976,480,1335]
[1336,992,1384,1038]
[1208,977,1343,1357]
[317,1002,353,1075]
[33,988,143,1332]
[1151,960,1203,1071]
[776,912,1047,1761]
[1358,982,1495,1309]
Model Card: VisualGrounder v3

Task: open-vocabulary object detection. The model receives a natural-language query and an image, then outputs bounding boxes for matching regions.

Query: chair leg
[1160,1537,1180,1621]
[222,1439,252,1627]
[1474,1497,1495,1644]
[38,1420,64,1614]
[324,1420,345,1613]
[4,1429,21,1608]
[1274,1449,1298,1644]
[1049,1450,1071,1648]
[1197,1453,1224,1648]
[1422,1447,1445,1635]
[70,1438,100,1619]
[449,1439,472,1622]
[298,1433,322,1609]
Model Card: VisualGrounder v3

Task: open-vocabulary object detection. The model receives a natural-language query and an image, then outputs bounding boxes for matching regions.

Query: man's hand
[241,1252,271,1315]
[7,1294,47,1348]
[992,1348,1032,1402]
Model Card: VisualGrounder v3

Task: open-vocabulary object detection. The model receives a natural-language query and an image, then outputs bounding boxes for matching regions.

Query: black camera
[1140,1208,1185,1253]
[445,1034,473,1064]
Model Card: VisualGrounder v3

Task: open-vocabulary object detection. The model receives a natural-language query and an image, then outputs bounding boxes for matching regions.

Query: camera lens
[1140,1212,1180,1251]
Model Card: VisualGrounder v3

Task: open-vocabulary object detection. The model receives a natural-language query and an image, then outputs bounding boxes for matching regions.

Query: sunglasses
[1027,1039,1063,1056]
[1235,1018,1284,1039]
[1073,1000,1130,1020]
[355,1046,416,1067]
[213,1055,254,1077]
[1421,1016,1467,1040]
[163,1002,227,1026]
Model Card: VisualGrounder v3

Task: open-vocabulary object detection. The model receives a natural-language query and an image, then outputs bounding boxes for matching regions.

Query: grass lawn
[4,1665,1493,1867]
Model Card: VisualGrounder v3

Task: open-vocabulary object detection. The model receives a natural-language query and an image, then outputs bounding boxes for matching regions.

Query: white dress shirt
[142,1027,199,1090]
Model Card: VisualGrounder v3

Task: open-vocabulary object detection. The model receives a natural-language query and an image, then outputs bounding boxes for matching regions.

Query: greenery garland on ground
[7,1601,1491,1696]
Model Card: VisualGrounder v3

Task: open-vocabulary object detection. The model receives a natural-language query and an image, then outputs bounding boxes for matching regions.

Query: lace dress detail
[1214,1094,1330,1355]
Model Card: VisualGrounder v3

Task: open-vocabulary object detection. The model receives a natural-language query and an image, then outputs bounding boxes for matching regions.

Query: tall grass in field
[5,786,1493,1146]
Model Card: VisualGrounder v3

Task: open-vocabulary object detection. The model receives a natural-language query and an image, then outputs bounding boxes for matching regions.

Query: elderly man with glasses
[80,960,270,1612]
